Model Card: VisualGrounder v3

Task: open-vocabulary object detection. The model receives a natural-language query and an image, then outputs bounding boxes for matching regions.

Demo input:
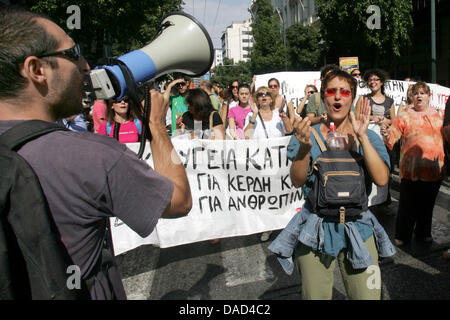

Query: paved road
[116,179,450,301]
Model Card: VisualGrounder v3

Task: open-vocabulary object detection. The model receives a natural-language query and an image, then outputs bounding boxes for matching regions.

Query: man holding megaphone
[0,7,195,299]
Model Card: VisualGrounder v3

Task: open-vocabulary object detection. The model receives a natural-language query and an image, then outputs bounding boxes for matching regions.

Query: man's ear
[20,56,48,84]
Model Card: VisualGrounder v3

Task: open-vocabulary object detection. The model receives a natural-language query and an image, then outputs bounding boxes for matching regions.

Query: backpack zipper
[316,157,362,163]
[323,171,360,187]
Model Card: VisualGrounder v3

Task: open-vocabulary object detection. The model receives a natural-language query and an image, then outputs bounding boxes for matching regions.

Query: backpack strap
[314,93,320,115]
[257,112,269,139]
[0,120,68,151]
[106,121,112,136]
[209,111,217,130]
[310,127,327,152]
[134,118,142,135]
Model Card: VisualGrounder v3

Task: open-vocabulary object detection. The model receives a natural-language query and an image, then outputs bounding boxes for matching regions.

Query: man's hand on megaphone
[149,89,170,128]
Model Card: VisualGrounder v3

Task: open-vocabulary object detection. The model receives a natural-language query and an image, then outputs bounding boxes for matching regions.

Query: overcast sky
[182,0,252,48]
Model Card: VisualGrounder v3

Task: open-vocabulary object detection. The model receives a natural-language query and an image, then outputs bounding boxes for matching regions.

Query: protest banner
[111,136,304,255]
[111,72,450,256]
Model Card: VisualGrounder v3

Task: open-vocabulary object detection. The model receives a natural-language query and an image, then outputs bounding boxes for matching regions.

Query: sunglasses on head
[325,88,351,98]
[37,43,82,61]
[256,91,270,98]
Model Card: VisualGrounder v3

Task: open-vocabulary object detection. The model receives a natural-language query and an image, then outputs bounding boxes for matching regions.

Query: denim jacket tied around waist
[268,203,396,275]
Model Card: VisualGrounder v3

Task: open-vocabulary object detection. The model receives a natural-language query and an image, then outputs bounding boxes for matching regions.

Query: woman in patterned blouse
[381,82,446,247]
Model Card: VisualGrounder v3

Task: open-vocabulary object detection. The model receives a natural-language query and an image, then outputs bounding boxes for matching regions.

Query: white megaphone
[87,12,214,100]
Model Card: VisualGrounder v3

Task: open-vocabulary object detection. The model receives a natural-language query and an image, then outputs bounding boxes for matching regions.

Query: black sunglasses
[256,91,270,98]
[176,82,187,87]
[307,91,316,94]
[37,43,82,61]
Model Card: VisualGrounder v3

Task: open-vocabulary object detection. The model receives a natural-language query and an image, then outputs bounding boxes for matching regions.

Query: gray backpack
[307,128,368,224]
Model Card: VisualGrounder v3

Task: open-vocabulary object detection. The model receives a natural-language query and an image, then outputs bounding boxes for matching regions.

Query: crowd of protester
[53,58,450,272]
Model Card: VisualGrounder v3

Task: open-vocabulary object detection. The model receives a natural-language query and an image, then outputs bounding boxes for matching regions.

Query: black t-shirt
[182,111,222,131]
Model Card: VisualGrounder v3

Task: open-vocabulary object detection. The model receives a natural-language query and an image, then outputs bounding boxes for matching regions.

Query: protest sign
[111,137,303,255]
[339,57,359,73]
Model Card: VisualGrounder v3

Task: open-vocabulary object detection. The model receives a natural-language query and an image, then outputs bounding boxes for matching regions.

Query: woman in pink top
[92,99,107,133]
[227,83,252,139]
[381,82,445,247]
[98,97,142,144]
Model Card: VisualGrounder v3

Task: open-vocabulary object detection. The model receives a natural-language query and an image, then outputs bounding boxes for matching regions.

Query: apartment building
[221,19,253,64]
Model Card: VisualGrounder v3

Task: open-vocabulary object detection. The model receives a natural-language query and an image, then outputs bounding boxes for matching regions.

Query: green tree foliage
[25,0,183,65]
[211,57,252,88]
[315,0,413,67]
[249,0,287,74]
[286,23,322,71]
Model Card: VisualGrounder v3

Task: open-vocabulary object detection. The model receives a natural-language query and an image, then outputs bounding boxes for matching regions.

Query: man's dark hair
[200,79,213,91]
[0,6,59,98]
[320,64,340,80]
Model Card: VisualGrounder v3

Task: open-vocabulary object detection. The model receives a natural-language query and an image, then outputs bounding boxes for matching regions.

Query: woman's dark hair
[228,79,240,101]
[268,78,280,87]
[363,68,388,94]
[105,98,136,122]
[219,89,230,101]
[320,69,357,102]
[320,64,340,79]
[238,83,251,92]
[185,88,215,122]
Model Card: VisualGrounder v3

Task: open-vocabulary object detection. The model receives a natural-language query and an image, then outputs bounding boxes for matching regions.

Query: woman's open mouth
[332,103,342,112]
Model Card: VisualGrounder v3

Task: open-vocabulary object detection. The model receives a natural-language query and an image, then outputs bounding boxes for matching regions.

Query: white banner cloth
[111,137,303,255]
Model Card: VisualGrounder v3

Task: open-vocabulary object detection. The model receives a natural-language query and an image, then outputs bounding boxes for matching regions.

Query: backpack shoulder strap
[134,118,142,135]
[209,111,217,130]
[0,120,68,151]
[106,121,112,136]
[310,127,327,152]
[314,93,320,114]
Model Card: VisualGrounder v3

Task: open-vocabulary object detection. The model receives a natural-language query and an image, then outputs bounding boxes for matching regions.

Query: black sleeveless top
[365,94,394,119]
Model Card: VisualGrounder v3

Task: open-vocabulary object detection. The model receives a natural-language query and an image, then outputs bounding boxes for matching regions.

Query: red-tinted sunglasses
[325,88,351,97]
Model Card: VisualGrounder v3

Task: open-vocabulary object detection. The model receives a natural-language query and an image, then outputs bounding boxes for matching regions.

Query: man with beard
[0,7,192,299]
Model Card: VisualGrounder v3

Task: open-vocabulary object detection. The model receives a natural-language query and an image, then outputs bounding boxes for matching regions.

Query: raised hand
[380,123,390,140]
[350,97,371,139]
[149,89,169,126]
[293,116,312,148]
[250,100,259,115]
